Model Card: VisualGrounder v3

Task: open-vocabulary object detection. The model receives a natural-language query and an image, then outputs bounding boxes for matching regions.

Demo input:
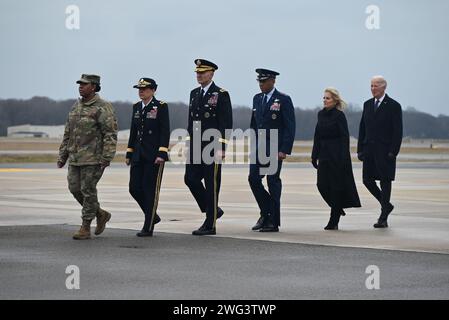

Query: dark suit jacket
[187,82,233,156]
[250,88,296,158]
[126,98,170,163]
[357,94,403,180]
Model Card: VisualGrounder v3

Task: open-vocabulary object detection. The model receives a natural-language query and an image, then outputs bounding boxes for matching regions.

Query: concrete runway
[1,224,448,300]
[1,163,449,299]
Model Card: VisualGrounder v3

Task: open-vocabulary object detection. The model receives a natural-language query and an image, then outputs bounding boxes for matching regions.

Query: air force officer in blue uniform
[248,69,296,232]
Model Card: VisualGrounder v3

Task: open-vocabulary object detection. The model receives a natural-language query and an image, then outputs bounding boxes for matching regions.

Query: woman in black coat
[311,88,361,230]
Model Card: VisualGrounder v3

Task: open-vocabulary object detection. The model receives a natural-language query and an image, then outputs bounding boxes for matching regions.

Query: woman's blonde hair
[324,87,347,110]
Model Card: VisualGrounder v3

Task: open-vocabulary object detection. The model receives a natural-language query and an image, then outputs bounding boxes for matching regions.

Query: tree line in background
[1,97,449,139]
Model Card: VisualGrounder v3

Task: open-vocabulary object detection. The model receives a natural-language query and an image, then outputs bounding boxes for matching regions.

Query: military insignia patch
[148,109,158,119]
[134,111,140,118]
[270,100,281,111]
[208,94,218,107]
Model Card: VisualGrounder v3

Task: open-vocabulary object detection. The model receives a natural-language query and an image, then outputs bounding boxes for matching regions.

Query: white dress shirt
[375,94,385,106]
[141,97,153,110]
[200,82,213,96]
[263,87,276,103]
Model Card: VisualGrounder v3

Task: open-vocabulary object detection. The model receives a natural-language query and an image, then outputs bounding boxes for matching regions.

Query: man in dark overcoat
[357,76,403,228]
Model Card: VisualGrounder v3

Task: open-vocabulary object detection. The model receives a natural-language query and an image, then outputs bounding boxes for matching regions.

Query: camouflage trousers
[67,165,104,221]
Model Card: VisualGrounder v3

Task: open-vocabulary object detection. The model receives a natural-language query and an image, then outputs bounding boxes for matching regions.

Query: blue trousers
[248,161,283,227]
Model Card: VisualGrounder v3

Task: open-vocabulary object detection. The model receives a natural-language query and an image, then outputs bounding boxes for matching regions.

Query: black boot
[324,208,340,230]
[374,203,393,228]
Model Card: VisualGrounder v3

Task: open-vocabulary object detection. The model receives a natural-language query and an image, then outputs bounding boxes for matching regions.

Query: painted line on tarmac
[0,168,42,173]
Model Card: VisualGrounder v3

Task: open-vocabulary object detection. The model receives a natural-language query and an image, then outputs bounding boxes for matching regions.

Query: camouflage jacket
[58,94,118,166]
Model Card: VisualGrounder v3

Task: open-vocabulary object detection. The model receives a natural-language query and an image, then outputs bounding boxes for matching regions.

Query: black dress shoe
[251,216,265,231]
[324,224,338,230]
[192,227,216,236]
[197,220,210,231]
[217,207,224,219]
[154,214,161,225]
[259,222,279,232]
[136,230,153,237]
[373,219,388,228]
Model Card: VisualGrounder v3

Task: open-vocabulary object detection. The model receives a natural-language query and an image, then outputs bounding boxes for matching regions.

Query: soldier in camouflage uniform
[57,74,118,240]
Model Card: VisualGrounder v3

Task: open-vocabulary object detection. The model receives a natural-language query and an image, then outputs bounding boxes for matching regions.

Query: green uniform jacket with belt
[58,94,118,166]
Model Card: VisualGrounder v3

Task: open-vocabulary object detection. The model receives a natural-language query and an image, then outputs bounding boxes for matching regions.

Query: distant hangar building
[7,124,65,138]
[7,124,130,140]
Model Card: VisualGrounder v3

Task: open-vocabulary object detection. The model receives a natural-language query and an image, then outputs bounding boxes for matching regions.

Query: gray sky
[1,0,448,115]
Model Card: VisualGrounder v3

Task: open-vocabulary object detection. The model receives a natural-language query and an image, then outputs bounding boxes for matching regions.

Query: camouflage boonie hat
[76,74,101,85]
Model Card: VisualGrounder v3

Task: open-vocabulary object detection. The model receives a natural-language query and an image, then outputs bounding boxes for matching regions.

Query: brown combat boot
[73,219,92,240]
[95,208,111,235]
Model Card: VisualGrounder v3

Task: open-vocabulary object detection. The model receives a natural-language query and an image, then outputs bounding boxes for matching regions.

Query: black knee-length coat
[312,107,361,209]
[357,94,403,181]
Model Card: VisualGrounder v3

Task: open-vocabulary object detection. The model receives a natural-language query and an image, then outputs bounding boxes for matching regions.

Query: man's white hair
[371,75,387,88]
